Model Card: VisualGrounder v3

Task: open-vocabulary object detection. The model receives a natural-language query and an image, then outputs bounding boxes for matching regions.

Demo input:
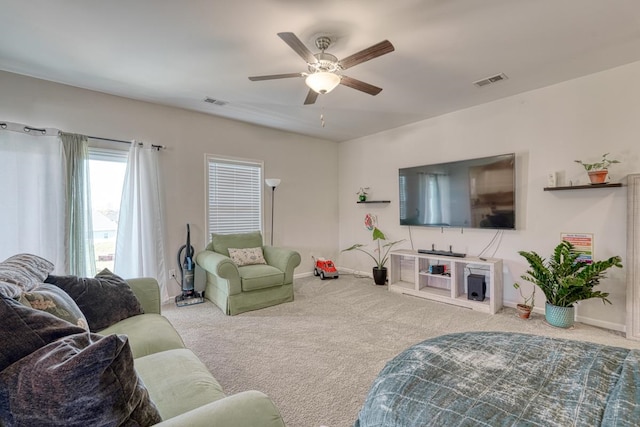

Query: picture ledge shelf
[544,183,623,191]
[357,200,391,204]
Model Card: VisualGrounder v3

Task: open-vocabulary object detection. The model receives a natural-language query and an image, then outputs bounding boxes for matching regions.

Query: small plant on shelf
[574,153,620,184]
[357,187,370,202]
[574,153,620,171]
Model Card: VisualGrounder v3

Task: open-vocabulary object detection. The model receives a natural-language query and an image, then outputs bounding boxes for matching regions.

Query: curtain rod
[0,121,166,150]
[87,135,166,151]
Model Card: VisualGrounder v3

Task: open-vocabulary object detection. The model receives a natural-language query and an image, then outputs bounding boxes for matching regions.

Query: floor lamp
[265,178,281,246]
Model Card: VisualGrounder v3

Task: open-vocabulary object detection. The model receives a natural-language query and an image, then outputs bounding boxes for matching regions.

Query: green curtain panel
[60,132,95,277]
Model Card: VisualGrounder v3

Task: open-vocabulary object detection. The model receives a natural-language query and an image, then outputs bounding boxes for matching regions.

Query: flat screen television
[399,153,516,230]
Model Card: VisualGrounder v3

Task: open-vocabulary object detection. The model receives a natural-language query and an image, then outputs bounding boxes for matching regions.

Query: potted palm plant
[574,153,620,184]
[342,227,404,285]
[518,241,622,328]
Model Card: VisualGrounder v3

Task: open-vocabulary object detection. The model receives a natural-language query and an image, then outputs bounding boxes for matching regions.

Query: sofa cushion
[0,296,86,371]
[210,231,263,257]
[229,247,267,266]
[23,283,89,330]
[99,313,185,358]
[45,269,143,332]
[239,264,285,291]
[0,253,54,298]
[135,348,226,421]
[0,333,161,427]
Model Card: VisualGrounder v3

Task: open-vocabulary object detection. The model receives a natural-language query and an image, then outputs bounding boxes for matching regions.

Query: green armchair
[196,232,301,315]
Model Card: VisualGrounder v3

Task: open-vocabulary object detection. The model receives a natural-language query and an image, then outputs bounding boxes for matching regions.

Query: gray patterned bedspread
[354,332,640,426]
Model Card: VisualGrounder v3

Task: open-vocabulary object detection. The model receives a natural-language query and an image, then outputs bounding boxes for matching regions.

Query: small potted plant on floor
[518,240,622,328]
[574,153,620,184]
[342,219,403,285]
[513,282,535,319]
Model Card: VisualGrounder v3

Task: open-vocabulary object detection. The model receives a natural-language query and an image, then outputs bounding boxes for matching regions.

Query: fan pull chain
[320,107,325,127]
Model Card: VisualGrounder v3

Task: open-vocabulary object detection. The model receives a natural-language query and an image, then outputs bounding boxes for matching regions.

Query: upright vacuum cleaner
[175,224,204,307]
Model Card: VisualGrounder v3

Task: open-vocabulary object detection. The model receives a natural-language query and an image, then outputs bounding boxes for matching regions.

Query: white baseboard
[575,315,626,333]
[294,271,314,279]
[294,267,373,280]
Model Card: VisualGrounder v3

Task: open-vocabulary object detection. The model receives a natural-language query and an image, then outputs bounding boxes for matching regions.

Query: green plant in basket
[518,240,622,308]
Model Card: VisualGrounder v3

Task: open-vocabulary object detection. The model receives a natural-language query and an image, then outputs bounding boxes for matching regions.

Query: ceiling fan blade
[248,72,303,81]
[277,32,318,64]
[340,75,383,96]
[339,40,394,70]
[303,89,318,105]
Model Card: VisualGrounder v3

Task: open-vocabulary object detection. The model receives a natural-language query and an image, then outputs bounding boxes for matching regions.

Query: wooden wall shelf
[544,183,623,191]
[357,200,391,204]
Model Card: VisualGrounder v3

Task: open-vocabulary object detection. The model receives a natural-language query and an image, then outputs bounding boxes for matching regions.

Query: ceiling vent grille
[204,97,228,106]
[473,73,508,88]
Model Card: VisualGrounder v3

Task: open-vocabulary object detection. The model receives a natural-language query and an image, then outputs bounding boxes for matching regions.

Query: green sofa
[0,271,285,426]
[196,232,301,315]
[104,278,285,426]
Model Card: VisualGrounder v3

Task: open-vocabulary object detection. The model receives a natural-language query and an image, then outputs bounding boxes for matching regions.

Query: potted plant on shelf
[518,240,622,328]
[574,153,620,184]
[357,187,370,202]
[513,282,535,319]
[342,224,404,285]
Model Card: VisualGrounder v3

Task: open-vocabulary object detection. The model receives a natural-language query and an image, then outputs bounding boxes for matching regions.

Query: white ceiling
[1,0,640,142]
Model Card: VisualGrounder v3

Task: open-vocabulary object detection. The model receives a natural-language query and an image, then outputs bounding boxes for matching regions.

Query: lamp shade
[305,72,341,94]
[265,178,281,188]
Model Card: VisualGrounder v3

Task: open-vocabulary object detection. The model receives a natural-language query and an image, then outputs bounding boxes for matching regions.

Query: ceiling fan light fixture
[305,72,341,94]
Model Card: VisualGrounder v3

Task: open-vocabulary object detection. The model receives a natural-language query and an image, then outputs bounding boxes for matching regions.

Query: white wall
[0,71,339,297]
[3,60,639,330]
[338,60,640,331]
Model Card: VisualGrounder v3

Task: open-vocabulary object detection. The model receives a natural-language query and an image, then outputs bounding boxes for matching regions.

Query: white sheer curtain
[114,143,168,301]
[0,128,65,270]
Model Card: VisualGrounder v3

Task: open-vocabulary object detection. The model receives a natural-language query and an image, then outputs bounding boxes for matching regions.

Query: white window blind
[206,155,263,236]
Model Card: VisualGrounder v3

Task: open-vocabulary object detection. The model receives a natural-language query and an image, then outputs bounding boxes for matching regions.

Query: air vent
[473,73,508,88]
[203,97,228,106]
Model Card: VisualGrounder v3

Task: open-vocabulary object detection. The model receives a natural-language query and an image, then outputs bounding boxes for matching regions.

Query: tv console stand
[388,250,503,314]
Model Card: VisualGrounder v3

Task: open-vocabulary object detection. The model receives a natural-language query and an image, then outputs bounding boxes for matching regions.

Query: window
[399,175,406,221]
[89,147,128,272]
[206,155,263,237]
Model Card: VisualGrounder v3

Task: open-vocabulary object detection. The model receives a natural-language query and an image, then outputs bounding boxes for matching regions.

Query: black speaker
[467,274,486,301]
[429,265,445,275]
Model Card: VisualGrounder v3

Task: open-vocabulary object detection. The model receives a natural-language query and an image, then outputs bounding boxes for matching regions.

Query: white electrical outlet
[169,269,176,279]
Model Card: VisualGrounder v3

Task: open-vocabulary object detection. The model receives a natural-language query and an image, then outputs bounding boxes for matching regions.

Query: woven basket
[545,302,575,328]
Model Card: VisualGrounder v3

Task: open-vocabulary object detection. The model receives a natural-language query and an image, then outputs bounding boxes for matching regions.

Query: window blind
[206,156,263,236]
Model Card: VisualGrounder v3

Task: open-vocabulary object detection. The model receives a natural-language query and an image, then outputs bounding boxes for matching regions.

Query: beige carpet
[162,275,640,427]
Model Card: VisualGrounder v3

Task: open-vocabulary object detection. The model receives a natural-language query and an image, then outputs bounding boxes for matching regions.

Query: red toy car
[313,257,339,280]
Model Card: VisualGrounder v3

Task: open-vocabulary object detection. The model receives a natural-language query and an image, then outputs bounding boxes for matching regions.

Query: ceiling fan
[249,32,394,105]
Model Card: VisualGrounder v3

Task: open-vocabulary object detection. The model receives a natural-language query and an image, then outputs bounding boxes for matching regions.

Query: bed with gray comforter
[355,331,640,426]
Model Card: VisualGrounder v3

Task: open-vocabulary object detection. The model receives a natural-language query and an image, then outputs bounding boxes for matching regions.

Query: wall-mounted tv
[399,153,516,230]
